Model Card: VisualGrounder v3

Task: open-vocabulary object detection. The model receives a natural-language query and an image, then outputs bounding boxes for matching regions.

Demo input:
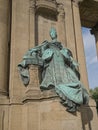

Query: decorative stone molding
[57,3,65,20]
[36,0,57,13]
[23,89,58,103]
[0,89,8,97]
[29,0,36,13]
[30,0,36,7]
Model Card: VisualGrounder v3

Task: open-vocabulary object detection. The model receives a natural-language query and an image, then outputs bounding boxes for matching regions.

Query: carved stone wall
[0,0,98,130]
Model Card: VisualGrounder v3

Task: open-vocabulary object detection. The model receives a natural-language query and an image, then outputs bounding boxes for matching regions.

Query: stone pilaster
[23,1,41,102]
[90,23,98,57]
[57,4,66,45]
[29,0,36,48]
[72,0,89,90]
[60,0,77,59]
[0,0,10,96]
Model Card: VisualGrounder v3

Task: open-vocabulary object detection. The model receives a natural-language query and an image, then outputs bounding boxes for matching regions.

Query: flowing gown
[40,42,89,105]
[18,41,89,106]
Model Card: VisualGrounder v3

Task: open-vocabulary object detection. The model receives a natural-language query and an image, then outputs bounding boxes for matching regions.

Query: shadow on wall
[80,106,93,130]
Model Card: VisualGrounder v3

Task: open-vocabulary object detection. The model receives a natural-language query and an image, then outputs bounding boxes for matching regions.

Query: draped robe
[18,41,89,105]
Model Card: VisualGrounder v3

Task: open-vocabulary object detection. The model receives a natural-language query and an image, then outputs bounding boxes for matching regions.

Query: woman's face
[50,29,57,39]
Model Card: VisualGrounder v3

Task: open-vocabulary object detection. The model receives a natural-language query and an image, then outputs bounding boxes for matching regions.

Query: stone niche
[35,0,66,44]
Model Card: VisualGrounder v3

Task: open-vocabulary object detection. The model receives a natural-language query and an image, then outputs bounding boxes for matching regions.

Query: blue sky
[82,27,98,89]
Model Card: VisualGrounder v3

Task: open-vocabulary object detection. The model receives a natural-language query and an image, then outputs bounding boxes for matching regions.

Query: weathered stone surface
[72,0,89,90]
[0,98,97,130]
[0,0,98,130]
[0,0,10,96]
[0,105,9,130]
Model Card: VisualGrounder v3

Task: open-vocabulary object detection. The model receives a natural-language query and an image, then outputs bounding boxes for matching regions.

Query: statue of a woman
[18,28,89,112]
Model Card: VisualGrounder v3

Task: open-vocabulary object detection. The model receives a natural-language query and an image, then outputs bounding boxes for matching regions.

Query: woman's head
[49,27,57,40]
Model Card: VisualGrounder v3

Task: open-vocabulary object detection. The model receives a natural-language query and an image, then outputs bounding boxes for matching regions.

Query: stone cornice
[0,89,8,96]
[36,0,57,13]
[22,89,59,103]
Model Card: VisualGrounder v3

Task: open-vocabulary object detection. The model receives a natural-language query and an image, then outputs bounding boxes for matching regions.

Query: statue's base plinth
[0,92,98,130]
[23,86,58,103]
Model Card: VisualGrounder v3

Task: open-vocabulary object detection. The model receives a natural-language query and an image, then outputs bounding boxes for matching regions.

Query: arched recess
[35,0,66,45]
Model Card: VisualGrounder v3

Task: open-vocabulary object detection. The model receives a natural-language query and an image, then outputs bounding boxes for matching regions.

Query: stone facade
[0,0,98,130]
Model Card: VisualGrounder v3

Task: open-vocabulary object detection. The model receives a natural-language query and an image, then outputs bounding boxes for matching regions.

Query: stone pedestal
[23,65,41,102]
[24,99,83,130]
[6,97,98,130]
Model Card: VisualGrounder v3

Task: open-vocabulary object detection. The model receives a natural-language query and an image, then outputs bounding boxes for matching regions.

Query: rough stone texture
[8,99,83,130]
[0,98,98,130]
[0,96,96,130]
[0,0,98,130]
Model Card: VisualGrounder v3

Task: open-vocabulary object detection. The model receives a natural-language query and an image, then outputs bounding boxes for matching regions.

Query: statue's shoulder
[62,47,73,56]
[66,48,73,57]
[42,40,49,45]
[60,47,73,58]
[28,40,49,51]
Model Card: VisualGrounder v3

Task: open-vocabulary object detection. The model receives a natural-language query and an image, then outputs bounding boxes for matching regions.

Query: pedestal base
[0,96,98,130]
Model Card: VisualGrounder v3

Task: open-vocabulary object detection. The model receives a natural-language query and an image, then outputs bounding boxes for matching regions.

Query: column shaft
[23,1,41,101]
[57,4,66,46]
[29,0,36,48]
[72,0,89,90]
[62,0,77,60]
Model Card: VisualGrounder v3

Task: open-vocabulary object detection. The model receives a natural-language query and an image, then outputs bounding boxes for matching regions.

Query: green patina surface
[18,28,89,112]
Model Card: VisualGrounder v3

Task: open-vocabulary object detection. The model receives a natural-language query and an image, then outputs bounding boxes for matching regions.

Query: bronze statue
[18,28,89,112]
